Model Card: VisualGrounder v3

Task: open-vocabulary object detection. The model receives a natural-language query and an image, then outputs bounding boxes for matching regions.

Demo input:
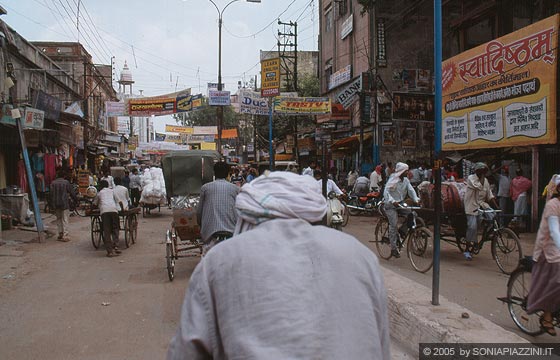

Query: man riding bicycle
[463,162,499,261]
[383,162,420,258]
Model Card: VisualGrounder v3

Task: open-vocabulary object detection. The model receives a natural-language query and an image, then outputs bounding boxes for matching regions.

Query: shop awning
[331,133,372,150]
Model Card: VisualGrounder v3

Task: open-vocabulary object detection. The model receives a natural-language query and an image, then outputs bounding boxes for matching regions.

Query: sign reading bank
[441,14,558,151]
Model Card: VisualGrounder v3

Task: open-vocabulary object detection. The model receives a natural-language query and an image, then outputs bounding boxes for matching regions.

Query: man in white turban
[167,171,390,360]
[383,162,420,258]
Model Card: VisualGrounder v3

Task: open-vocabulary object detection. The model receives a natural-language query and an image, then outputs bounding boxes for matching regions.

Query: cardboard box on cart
[173,207,200,240]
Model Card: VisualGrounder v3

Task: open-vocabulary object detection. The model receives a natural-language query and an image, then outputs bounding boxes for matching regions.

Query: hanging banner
[191,94,204,110]
[208,90,231,106]
[261,58,281,97]
[23,107,45,129]
[155,132,166,142]
[239,90,270,115]
[176,94,193,112]
[442,14,558,151]
[106,101,126,117]
[164,133,182,144]
[200,142,216,150]
[128,97,175,116]
[165,125,193,134]
[273,97,331,115]
[193,126,218,135]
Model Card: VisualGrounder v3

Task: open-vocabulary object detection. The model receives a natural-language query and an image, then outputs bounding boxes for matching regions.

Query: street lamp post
[207,0,260,155]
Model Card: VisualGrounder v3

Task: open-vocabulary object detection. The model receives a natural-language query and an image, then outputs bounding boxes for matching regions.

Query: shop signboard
[23,107,44,129]
[208,90,231,106]
[273,97,331,115]
[335,75,361,109]
[32,89,62,120]
[0,104,18,125]
[165,125,194,134]
[193,126,218,135]
[442,14,558,151]
[328,65,352,90]
[261,58,281,97]
[340,13,353,40]
[128,97,175,116]
[239,90,270,115]
[106,101,126,117]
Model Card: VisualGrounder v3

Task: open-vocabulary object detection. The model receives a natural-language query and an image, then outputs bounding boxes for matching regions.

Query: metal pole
[217,15,223,155]
[16,117,45,243]
[268,98,274,170]
[432,0,443,306]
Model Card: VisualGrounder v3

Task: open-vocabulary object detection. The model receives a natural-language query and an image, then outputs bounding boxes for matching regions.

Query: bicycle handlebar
[477,208,502,213]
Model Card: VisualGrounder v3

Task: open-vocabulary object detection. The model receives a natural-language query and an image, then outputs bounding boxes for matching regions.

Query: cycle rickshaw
[89,206,140,249]
[162,150,220,281]
[416,181,522,274]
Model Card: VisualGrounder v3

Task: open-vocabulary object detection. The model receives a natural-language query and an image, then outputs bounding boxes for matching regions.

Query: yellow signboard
[273,97,331,115]
[261,58,280,97]
[165,125,194,134]
[442,14,558,151]
[200,142,216,150]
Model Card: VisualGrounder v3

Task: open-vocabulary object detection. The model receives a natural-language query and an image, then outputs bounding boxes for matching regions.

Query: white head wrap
[386,162,409,190]
[234,171,327,234]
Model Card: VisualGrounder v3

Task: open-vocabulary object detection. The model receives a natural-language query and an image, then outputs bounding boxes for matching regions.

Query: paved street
[0,208,555,360]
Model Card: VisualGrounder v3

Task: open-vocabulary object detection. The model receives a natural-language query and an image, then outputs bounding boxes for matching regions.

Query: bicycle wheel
[492,228,522,275]
[374,217,392,259]
[166,231,175,281]
[507,267,544,336]
[129,214,138,244]
[407,227,434,273]
[91,217,103,250]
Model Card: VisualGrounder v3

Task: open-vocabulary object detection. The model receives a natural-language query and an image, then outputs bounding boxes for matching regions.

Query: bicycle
[498,256,559,336]
[372,202,434,273]
[458,209,522,274]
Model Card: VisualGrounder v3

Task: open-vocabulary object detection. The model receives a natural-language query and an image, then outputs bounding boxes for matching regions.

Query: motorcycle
[326,191,345,230]
[346,189,383,216]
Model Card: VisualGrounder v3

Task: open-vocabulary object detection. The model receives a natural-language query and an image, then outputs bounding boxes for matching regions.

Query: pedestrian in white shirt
[101,170,115,189]
[370,165,383,192]
[167,172,390,360]
[92,180,121,257]
[314,169,343,195]
[113,177,130,211]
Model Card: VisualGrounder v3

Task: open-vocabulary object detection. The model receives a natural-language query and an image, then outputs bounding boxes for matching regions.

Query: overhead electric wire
[69,0,113,61]
[71,0,114,59]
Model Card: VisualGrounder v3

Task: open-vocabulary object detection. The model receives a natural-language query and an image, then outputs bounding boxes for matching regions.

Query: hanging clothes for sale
[17,159,28,193]
[44,153,57,186]
[31,150,45,175]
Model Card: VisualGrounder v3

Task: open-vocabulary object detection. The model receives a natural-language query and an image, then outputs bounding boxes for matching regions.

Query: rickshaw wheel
[91,217,103,250]
[166,241,175,281]
[129,214,138,244]
[124,216,131,248]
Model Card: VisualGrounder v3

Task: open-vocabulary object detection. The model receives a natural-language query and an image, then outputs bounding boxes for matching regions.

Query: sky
[3,0,319,132]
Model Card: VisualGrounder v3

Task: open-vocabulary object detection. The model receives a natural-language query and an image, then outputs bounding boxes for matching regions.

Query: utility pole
[83,61,89,170]
[278,20,299,164]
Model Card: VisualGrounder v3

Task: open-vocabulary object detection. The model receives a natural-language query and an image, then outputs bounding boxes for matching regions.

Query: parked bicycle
[371,202,434,273]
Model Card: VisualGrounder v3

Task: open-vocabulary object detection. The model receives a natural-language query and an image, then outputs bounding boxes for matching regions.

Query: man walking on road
[197,161,240,252]
[50,170,77,242]
[93,180,121,257]
[129,168,142,207]
[168,172,390,360]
